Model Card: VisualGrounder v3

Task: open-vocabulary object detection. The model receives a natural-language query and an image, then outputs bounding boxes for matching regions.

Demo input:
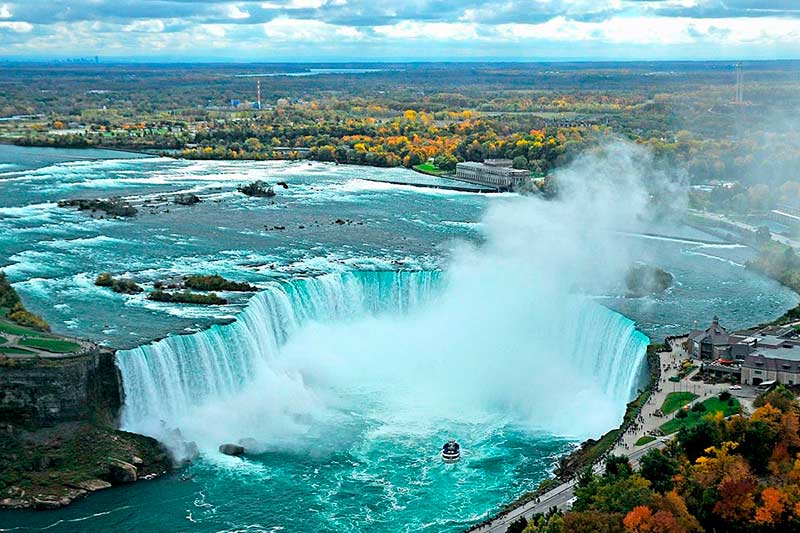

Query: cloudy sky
[0,0,799,61]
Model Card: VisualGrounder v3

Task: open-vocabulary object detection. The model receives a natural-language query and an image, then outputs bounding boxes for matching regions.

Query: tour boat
[441,439,461,462]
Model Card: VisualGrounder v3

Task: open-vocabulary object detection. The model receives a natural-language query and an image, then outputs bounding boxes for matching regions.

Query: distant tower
[256,80,262,111]
[734,63,744,105]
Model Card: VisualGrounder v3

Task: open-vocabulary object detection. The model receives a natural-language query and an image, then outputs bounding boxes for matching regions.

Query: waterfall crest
[116,269,648,451]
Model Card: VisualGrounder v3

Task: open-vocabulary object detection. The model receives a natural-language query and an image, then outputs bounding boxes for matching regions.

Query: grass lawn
[0,320,49,337]
[661,392,699,415]
[660,396,740,435]
[0,335,6,345]
[635,435,656,446]
[412,162,449,176]
[0,346,36,355]
[19,337,81,353]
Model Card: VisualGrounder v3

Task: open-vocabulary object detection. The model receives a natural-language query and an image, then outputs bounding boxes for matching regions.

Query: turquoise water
[0,146,796,532]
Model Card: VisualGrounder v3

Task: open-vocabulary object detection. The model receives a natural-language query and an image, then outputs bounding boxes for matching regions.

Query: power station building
[454,159,529,190]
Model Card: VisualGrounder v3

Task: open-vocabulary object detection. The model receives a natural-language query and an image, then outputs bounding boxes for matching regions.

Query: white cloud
[0,3,11,19]
[493,15,800,46]
[262,0,332,9]
[263,17,362,41]
[0,20,32,33]
[202,24,227,38]
[373,21,480,41]
[226,4,250,20]
[123,19,165,33]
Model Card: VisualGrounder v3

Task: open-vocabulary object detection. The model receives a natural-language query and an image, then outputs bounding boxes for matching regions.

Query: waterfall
[116,269,648,450]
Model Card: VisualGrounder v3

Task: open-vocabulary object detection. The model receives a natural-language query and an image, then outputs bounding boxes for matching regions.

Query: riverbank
[465,338,665,532]
[0,276,173,510]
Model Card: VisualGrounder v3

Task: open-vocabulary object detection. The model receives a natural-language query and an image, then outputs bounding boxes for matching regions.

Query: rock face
[108,459,138,483]
[0,349,121,427]
[72,479,112,492]
[219,443,245,456]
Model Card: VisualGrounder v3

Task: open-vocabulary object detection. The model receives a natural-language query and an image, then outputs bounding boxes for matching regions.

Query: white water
[116,143,662,454]
[117,268,648,453]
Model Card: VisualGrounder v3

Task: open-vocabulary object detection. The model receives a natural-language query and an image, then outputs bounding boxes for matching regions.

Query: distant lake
[235,68,399,77]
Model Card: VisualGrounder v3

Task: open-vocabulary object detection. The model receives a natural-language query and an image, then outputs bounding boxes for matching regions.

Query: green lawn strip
[0,346,37,355]
[0,320,51,337]
[412,163,448,176]
[660,397,740,435]
[660,392,699,415]
[635,435,656,446]
[19,337,81,353]
[0,335,6,345]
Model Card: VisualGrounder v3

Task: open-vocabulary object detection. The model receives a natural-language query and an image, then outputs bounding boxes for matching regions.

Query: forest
[1,61,799,203]
[517,386,800,532]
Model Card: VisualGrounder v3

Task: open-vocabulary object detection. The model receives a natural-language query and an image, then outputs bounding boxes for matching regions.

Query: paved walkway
[470,337,748,533]
[612,338,730,455]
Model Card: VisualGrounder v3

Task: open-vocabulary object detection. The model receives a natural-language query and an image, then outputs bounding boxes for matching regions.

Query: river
[0,145,795,532]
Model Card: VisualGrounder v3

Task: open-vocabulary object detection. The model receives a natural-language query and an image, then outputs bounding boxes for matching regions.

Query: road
[688,209,800,250]
[471,438,668,533]
[469,337,731,533]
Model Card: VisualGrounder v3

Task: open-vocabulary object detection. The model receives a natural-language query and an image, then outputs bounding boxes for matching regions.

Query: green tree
[639,449,678,493]
[512,155,529,169]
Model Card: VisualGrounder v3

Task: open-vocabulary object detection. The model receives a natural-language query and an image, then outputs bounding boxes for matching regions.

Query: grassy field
[0,346,36,355]
[0,335,6,345]
[0,320,48,337]
[635,435,656,446]
[660,396,740,435]
[660,392,699,415]
[412,162,449,176]
[19,337,81,353]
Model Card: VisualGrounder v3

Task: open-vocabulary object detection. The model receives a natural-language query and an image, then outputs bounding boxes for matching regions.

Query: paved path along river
[471,337,758,533]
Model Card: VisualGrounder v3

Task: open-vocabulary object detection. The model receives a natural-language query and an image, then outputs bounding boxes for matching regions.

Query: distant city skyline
[1,0,799,61]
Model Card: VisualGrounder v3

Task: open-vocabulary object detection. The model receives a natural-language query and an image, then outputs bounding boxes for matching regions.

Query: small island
[147,289,227,305]
[625,265,674,298]
[95,273,143,294]
[57,198,138,218]
[237,180,276,198]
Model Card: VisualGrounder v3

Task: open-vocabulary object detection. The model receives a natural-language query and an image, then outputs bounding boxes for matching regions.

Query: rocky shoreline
[0,348,174,511]
[0,422,171,510]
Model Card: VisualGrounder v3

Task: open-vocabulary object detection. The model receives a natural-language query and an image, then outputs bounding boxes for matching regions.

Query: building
[454,159,529,190]
[689,315,800,386]
[741,335,800,386]
[689,316,732,359]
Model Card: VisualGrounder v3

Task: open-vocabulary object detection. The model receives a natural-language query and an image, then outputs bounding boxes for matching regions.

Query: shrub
[148,290,226,305]
[0,272,21,309]
[691,402,706,413]
[95,273,142,294]
[184,274,256,292]
[95,273,113,287]
[675,409,688,419]
[8,304,50,332]
[506,516,528,533]
[719,391,731,401]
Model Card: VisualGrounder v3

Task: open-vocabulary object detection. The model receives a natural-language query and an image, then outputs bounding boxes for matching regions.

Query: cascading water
[116,270,443,445]
[116,268,647,454]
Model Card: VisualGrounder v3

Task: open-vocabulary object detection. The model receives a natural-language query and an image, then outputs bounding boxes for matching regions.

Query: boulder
[32,496,62,510]
[131,455,144,466]
[108,459,138,483]
[219,443,245,456]
[72,479,112,492]
[238,438,260,453]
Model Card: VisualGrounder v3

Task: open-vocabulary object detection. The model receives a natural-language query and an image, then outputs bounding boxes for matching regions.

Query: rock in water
[219,443,245,456]
[238,438,260,453]
[108,459,138,483]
